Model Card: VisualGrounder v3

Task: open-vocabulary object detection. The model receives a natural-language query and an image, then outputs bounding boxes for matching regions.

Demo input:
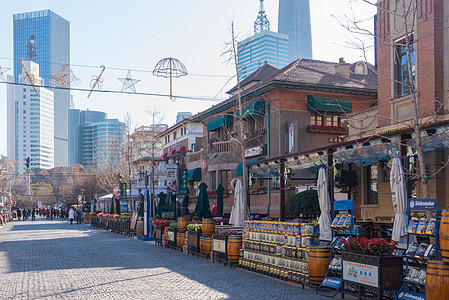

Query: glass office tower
[278,0,313,61]
[13,10,70,167]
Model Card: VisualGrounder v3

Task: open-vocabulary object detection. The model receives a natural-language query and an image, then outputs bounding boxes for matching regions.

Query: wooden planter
[341,251,403,299]
[188,230,202,253]
[155,226,165,245]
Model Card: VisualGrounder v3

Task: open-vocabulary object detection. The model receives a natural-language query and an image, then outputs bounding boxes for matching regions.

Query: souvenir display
[414,243,429,259]
[331,216,341,228]
[416,218,428,234]
[405,242,419,256]
[425,218,436,235]
[407,217,419,234]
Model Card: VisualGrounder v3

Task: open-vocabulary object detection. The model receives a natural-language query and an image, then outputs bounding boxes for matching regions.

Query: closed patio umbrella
[229,179,249,227]
[138,193,144,217]
[109,198,115,215]
[157,192,165,218]
[317,167,332,241]
[182,188,190,216]
[195,182,211,219]
[115,198,121,215]
[216,184,224,217]
[390,157,408,243]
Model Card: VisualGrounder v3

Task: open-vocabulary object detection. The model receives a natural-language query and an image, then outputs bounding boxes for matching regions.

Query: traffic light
[25,157,30,169]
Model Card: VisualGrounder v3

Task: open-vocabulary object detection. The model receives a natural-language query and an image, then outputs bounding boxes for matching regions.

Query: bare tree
[337,0,449,203]
[122,112,138,212]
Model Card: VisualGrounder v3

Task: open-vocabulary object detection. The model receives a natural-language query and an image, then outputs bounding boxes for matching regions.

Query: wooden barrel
[200,236,205,254]
[227,235,242,263]
[440,210,449,262]
[177,232,185,248]
[426,260,449,300]
[177,217,190,233]
[308,246,331,285]
[202,218,215,236]
[203,236,212,256]
[136,220,144,238]
[164,227,169,246]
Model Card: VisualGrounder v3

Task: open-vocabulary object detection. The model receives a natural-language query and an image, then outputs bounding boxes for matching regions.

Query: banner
[120,182,127,199]
[343,260,378,287]
[178,169,188,195]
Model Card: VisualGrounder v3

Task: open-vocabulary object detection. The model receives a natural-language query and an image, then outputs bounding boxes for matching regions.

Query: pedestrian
[76,208,82,224]
[17,209,21,221]
[31,208,36,221]
[68,207,74,225]
[22,209,28,221]
[46,209,50,220]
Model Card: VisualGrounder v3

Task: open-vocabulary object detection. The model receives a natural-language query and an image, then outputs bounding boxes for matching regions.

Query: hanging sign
[288,120,298,153]
[120,182,127,199]
[178,169,188,195]
[245,145,266,158]
[409,198,437,210]
[113,184,119,198]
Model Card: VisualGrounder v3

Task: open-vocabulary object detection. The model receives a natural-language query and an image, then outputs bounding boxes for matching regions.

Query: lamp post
[138,170,154,241]
[171,151,185,220]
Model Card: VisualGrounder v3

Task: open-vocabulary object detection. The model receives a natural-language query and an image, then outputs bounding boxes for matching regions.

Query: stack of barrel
[427,210,449,300]
[200,218,214,256]
[177,217,189,249]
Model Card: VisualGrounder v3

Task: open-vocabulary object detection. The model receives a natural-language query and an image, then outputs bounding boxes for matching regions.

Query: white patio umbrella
[390,157,408,243]
[229,179,249,227]
[317,167,332,241]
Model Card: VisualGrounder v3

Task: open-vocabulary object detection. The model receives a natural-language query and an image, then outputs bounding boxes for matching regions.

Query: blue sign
[409,198,437,210]
[395,290,426,300]
[321,276,341,290]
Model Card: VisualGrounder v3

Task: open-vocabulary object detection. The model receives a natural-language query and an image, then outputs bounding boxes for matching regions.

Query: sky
[0,0,377,156]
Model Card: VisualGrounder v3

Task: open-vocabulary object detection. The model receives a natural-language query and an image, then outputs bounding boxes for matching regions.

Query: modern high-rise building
[7,61,55,171]
[176,112,192,124]
[238,0,289,80]
[278,0,313,61]
[13,9,70,167]
[68,109,125,168]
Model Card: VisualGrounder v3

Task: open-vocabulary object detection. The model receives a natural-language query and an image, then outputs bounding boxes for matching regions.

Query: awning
[207,114,234,131]
[236,100,266,120]
[167,149,176,158]
[307,95,352,113]
[237,158,265,176]
[178,146,186,156]
[187,168,202,181]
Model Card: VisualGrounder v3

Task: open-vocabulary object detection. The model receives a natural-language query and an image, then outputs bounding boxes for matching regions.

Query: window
[309,111,341,126]
[219,170,231,191]
[396,38,415,97]
[367,165,378,204]
[210,171,217,190]
[173,132,177,139]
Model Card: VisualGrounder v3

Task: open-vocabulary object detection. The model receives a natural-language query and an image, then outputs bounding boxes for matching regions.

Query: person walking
[31,208,36,221]
[68,208,75,225]
[76,208,82,224]
[17,209,21,221]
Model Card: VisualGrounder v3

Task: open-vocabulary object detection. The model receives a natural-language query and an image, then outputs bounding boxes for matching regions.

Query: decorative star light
[0,65,10,82]
[118,70,140,93]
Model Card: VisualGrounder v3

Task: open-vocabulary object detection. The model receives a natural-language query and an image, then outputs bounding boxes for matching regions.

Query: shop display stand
[394,198,439,300]
[317,199,354,298]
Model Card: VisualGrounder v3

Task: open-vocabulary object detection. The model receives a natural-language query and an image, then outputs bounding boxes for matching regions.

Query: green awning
[236,100,266,120]
[207,114,234,131]
[187,168,202,181]
[307,95,352,113]
[237,158,264,176]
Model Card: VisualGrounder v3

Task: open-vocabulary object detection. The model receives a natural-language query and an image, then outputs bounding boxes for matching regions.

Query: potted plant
[341,238,402,297]
[187,223,202,253]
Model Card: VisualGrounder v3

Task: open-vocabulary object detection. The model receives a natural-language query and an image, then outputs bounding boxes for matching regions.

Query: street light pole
[138,170,154,241]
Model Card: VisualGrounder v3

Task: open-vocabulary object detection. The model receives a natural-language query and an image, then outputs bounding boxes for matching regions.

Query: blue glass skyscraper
[278,0,313,61]
[13,10,70,167]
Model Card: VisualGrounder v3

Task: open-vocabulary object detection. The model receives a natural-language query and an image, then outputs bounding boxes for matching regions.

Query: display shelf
[395,198,439,300]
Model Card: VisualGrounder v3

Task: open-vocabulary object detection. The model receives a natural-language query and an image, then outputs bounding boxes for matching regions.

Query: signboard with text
[213,239,226,253]
[245,145,266,158]
[343,260,378,287]
[409,198,437,211]
[178,169,188,195]
[120,182,127,199]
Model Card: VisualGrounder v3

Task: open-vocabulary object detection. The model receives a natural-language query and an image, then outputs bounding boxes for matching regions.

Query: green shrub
[286,189,320,218]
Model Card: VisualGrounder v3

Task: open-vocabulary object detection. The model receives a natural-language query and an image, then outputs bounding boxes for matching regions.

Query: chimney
[335,57,351,79]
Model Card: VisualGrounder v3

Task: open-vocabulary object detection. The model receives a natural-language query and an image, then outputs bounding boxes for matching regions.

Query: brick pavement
[0,218,330,299]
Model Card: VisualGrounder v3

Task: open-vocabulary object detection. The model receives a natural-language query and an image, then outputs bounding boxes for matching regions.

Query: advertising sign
[320,276,341,290]
[409,198,437,210]
[245,145,266,158]
[395,290,426,300]
[213,239,226,253]
[288,120,298,153]
[178,169,188,195]
[343,260,378,287]
[37,201,42,209]
[168,231,175,242]
[113,184,120,198]
[120,182,127,199]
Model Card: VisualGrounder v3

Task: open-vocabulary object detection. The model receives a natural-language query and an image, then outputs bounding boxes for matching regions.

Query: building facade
[68,109,125,168]
[278,0,313,61]
[13,9,70,167]
[7,61,54,171]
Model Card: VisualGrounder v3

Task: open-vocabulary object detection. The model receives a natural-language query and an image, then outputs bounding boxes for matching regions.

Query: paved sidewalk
[0,218,330,299]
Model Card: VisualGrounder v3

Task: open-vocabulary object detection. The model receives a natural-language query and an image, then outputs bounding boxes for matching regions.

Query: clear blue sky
[0,0,376,156]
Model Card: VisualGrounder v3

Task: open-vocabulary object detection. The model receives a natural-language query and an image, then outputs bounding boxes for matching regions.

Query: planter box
[188,230,202,253]
[155,226,165,245]
[341,251,402,299]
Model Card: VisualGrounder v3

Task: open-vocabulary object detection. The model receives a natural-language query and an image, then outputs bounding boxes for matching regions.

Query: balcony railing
[306,125,347,134]
[211,141,231,153]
